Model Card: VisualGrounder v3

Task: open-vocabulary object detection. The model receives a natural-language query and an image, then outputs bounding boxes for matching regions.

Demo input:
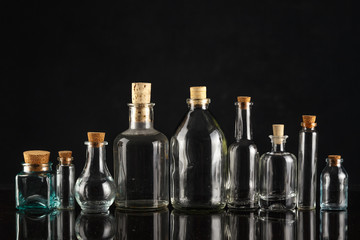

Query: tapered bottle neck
[84,142,108,173]
[128,103,154,129]
[235,102,253,141]
[270,135,288,152]
[187,98,210,110]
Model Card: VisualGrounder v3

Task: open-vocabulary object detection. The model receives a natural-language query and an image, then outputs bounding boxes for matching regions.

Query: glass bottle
[56,150,75,209]
[170,86,227,211]
[15,150,59,211]
[320,155,348,210]
[320,210,348,240]
[113,82,169,210]
[228,96,259,209]
[297,115,318,210]
[16,211,57,240]
[297,210,316,240]
[75,211,116,239]
[75,132,116,213]
[227,209,259,239]
[259,124,297,210]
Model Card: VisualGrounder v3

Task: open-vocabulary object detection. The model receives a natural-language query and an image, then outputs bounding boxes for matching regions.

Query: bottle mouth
[326,158,343,166]
[22,162,52,172]
[269,135,288,144]
[84,141,108,147]
[186,98,210,105]
[57,157,73,165]
[235,101,253,109]
[127,103,155,107]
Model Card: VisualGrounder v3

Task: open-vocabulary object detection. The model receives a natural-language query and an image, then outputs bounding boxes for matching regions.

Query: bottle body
[56,163,75,209]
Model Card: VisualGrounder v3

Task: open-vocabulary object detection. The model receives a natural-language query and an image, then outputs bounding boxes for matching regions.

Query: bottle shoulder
[229,140,257,151]
[260,152,296,161]
[114,128,168,143]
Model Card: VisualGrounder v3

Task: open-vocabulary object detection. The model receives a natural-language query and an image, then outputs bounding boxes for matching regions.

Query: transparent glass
[320,210,348,240]
[320,158,348,210]
[171,99,228,211]
[297,210,316,240]
[171,209,226,239]
[75,211,116,239]
[56,210,75,240]
[226,209,258,239]
[15,162,59,211]
[56,160,75,209]
[228,101,259,209]
[297,127,318,210]
[259,136,297,210]
[113,103,169,210]
[75,141,116,213]
[258,209,296,239]
[115,208,169,239]
[16,211,57,239]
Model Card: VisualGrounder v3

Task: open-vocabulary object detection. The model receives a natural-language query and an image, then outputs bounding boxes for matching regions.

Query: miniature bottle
[171,86,227,211]
[320,155,348,210]
[15,150,59,211]
[228,96,259,209]
[113,82,169,210]
[56,150,75,209]
[297,115,318,210]
[75,132,116,213]
[259,124,297,210]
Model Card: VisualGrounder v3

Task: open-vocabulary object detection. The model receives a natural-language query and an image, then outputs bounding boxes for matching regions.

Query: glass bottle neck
[187,98,210,110]
[326,158,343,167]
[235,102,252,141]
[128,103,154,129]
[270,135,288,152]
[84,142,108,173]
[22,163,52,173]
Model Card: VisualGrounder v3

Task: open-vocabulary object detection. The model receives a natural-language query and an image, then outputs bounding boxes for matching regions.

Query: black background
[1,2,359,188]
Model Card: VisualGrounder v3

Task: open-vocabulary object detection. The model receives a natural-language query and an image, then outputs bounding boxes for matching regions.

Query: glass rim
[84,141,108,146]
[127,103,155,107]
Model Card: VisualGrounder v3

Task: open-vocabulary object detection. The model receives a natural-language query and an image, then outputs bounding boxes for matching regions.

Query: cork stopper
[237,96,251,109]
[58,150,73,164]
[328,155,342,166]
[272,124,284,144]
[190,86,207,99]
[132,82,151,104]
[87,132,105,147]
[301,115,317,128]
[23,150,50,164]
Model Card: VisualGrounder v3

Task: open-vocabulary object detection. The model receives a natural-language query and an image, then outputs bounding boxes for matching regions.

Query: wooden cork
[87,132,105,147]
[58,150,73,164]
[132,82,151,104]
[272,124,284,144]
[190,86,207,99]
[328,155,342,166]
[23,150,50,164]
[237,96,251,109]
[301,115,317,128]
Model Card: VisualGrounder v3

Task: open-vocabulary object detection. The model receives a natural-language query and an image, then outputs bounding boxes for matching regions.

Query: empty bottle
[56,150,75,209]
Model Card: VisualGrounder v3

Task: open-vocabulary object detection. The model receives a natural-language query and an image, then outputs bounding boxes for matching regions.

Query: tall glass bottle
[171,86,227,211]
[297,115,318,210]
[75,132,116,213]
[259,124,297,210]
[228,96,259,209]
[320,155,348,210]
[56,150,75,209]
[113,82,169,210]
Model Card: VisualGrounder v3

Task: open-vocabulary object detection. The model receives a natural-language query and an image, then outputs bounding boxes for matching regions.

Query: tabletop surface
[1,188,360,239]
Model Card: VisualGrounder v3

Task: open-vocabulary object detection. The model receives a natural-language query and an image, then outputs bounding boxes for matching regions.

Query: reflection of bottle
[113,82,169,210]
[75,211,115,240]
[297,210,316,240]
[56,151,75,209]
[75,132,116,213]
[56,210,75,240]
[320,210,348,240]
[228,96,259,210]
[258,209,296,240]
[320,155,348,210]
[171,86,227,210]
[171,209,226,240]
[259,124,297,210]
[115,208,169,239]
[227,209,258,239]
[16,211,57,240]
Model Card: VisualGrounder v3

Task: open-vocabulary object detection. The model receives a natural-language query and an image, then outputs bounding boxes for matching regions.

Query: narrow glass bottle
[75,132,116,213]
[113,82,169,210]
[15,150,59,211]
[56,150,75,209]
[320,155,348,210]
[259,124,297,210]
[297,115,318,210]
[171,86,227,211]
[228,96,259,209]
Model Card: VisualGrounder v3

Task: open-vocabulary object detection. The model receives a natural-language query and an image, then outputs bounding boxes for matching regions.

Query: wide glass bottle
[228,96,259,209]
[15,150,59,211]
[113,82,169,210]
[259,124,297,210]
[171,86,227,211]
[75,132,116,213]
[320,155,348,210]
[56,150,75,209]
[297,115,318,210]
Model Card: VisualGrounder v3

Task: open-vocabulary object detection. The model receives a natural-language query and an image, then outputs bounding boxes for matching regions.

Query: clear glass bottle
[320,210,348,240]
[258,209,297,239]
[75,132,116,213]
[297,210,316,240]
[320,155,348,210]
[170,86,227,211]
[259,124,297,210]
[227,209,259,239]
[113,82,169,210]
[297,115,318,210]
[228,96,259,209]
[56,150,75,209]
[15,150,59,211]
[75,211,116,239]
[16,211,57,240]
[56,210,75,240]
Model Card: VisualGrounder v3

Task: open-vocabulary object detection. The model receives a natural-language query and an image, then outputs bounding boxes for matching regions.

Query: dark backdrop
[1,2,359,188]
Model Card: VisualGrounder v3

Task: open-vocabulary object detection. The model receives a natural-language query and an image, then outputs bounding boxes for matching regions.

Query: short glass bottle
[228,96,259,209]
[15,150,59,211]
[113,82,169,210]
[75,132,116,213]
[171,86,227,211]
[56,151,75,209]
[320,155,348,210]
[259,124,297,210]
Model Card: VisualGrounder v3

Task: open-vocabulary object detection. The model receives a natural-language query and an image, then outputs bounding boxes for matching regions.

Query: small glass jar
[56,151,75,209]
[320,155,348,210]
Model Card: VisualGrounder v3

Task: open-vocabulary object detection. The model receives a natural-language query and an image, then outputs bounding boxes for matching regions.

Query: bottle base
[320,203,347,211]
[171,201,226,212]
[115,200,169,211]
[259,195,296,210]
[227,201,259,210]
